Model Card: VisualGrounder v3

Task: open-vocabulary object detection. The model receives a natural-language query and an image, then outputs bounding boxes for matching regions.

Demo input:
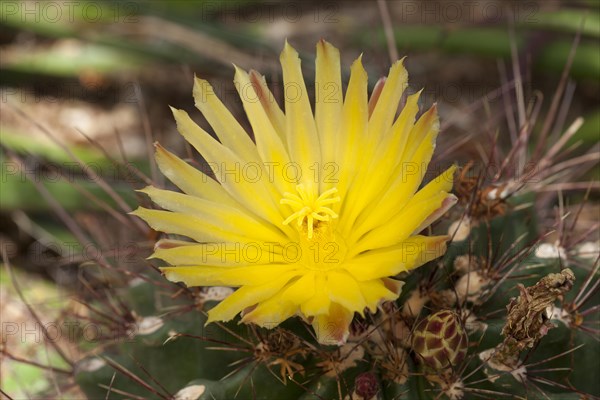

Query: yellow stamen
[281,184,341,239]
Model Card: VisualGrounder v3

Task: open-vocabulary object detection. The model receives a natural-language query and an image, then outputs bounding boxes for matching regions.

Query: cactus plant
[6,39,597,400]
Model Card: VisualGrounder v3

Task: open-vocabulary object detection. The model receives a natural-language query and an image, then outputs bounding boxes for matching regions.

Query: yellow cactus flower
[133,40,456,345]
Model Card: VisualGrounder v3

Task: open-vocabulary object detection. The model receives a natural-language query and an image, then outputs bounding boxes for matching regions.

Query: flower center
[281,184,340,239]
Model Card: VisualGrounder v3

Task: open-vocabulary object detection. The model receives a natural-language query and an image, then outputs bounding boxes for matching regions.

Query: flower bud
[354,372,379,399]
[412,310,468,371]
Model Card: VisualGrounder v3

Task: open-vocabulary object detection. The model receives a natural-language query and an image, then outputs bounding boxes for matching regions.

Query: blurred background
[1,0,598,397]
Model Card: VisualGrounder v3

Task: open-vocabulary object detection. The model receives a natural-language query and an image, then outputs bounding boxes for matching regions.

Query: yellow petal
[335,56,368,219]
[193,76,260,164]
[410,165,457,233]
[153,238,193,250]
[367,77,386,118]
[154,144,238,208]
[339,60,409,231]
[367,58,408,141]
[171,107,286,225]
[374,90,422,176]
[401,104,439,162]
[132,207,256,244]
[415,195,457,234]
[345,235,449,280]
[350,111,440,242]
[161,264,299,286]
[139,186,286,242]
[337,91,422,238]
[241,285,299,327]
[312,302,354,345]
[326,271,367,316]
[280,41,321,185]
[352,189,451,255]
[369,90,422,186]
[414,165,456,200]
[248,70,287,146]
[206,273,297,323]
[234,66,294,197]
[280,272,316,305]
[359,278,404,312]
[300,272,330,316]
[381,277,405,295]
[315,40,342,176]
[152,242,286,266]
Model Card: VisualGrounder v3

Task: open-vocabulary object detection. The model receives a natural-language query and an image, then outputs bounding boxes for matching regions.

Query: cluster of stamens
[281,184,341,239]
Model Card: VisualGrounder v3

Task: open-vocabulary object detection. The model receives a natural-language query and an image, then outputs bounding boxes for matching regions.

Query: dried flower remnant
[489,268,575,369]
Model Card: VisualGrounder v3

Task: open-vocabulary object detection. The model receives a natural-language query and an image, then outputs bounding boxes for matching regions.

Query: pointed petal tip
[205,309,228,327]
[351,54,366,72]
[192,75,210,90]
[204,313,216,326]
[420,103,439,124]
[231,63,244,75]
[160,267,201,288]
[282,40,299,58]
[382,277,405,295]
[154,239,183,251]
[392,56,407,68]
[135,186,152,195]
[154,142,171,158]
[317,38,329,53]
[232,64,248,80]
[415,88,424,95]
[447,164,458,177]
[422,233,452,245]
[248,69,264,82]
[316,39,339,54]
[440,234,452,243]
[128,207,143,217]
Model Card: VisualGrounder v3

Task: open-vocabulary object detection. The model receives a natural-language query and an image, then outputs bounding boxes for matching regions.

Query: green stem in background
[1,3,599,80]
[353,26,599,80]
[0,134,142,211]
